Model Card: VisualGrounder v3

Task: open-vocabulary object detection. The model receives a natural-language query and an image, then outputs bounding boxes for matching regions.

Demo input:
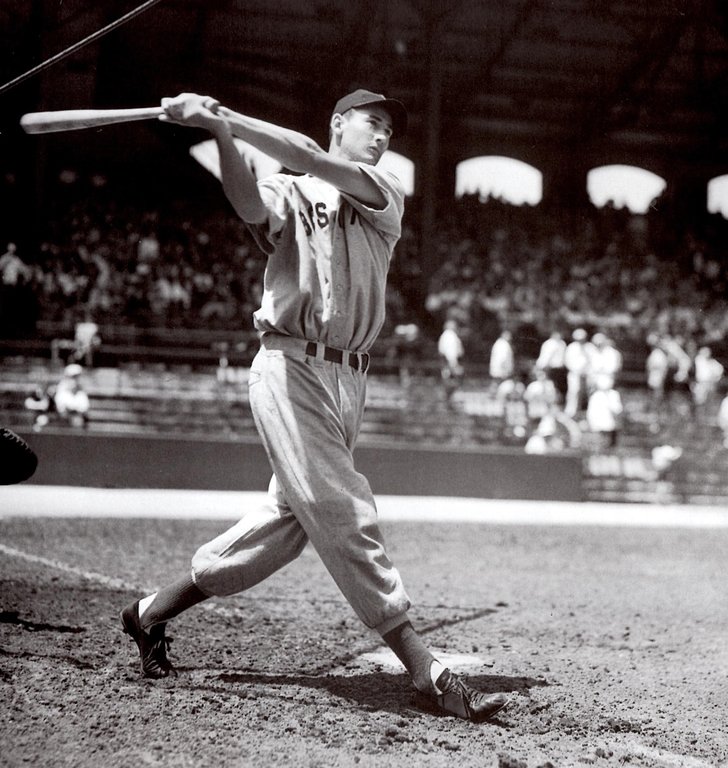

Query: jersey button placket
[330,278,346,347]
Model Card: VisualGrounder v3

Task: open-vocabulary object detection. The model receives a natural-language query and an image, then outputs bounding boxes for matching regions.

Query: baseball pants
[191,333,412,633]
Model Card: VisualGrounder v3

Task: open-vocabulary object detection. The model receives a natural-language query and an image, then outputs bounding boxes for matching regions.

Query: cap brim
[352,97,407,137]
[378,98,408,137]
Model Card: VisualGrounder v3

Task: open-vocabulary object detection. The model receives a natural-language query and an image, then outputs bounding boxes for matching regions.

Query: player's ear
[331,113,344,136]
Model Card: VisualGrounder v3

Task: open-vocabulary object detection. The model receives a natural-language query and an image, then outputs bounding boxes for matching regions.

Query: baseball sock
[381,621,445,694]
[138,575,207,629]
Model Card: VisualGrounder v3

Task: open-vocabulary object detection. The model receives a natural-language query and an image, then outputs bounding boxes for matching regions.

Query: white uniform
[191,165,412,634]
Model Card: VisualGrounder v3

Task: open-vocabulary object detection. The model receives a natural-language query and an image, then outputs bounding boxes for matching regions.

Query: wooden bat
[20,106,165,134]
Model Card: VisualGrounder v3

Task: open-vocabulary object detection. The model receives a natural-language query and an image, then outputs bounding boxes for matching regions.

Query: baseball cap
[332,89,408,136]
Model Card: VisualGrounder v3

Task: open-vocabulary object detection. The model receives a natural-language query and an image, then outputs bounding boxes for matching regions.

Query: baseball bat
[20,106,165,134]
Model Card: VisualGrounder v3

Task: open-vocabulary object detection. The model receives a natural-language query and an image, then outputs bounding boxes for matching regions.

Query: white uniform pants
[191,334,411,633]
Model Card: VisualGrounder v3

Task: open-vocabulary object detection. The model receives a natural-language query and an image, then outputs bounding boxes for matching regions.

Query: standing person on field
[119,89,508,723]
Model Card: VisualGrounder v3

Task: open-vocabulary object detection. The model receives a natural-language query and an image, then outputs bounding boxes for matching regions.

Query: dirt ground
[1,490,726,768]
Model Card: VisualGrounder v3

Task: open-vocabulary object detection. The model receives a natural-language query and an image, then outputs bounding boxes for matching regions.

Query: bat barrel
[20,106,165,134]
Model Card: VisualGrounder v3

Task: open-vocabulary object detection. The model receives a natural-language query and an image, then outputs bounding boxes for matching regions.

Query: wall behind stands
[19,432,583,502]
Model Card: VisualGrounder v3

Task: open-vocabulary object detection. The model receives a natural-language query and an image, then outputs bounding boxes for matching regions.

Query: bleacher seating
[3,356,728,504]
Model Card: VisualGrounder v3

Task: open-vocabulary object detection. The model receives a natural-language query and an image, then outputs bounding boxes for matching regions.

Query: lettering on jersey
[298,202,360,237]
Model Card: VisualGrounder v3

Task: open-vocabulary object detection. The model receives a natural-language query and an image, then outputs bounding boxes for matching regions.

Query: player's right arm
[159,95,268,224]
[161,93,387,208]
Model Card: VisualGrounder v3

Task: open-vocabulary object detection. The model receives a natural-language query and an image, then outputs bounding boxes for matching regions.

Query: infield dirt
[1,495,726,768]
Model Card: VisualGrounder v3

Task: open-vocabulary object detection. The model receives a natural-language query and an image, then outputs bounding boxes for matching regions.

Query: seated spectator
[54,364,90,428]
[523,368,559,430]
[24,385,54,431]
[495,377,528,440]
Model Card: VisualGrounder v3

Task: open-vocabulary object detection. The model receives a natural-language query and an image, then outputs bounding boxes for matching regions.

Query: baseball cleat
[120,600,176,679]
[430,669,509,721]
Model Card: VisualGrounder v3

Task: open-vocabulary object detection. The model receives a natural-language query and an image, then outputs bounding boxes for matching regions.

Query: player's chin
[359,153,380,166]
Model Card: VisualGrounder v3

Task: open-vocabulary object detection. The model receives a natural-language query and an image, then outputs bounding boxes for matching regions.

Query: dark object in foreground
[0,428,38,485]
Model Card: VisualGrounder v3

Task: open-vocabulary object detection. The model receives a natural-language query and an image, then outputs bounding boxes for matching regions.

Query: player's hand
[160,93,222,130]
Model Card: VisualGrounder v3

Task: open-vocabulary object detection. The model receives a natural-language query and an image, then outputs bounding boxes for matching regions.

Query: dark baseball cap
[332,89,407,136]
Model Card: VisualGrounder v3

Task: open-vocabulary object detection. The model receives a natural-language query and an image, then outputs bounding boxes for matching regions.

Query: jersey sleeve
[244,173,292,255]
[339,164,405,240]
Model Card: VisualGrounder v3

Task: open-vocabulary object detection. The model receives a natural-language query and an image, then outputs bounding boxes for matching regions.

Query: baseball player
[120,89,508,722]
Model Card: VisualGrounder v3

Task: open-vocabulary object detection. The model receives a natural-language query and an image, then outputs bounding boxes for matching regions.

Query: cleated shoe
[120,599,176,679]
[432,668,508,721]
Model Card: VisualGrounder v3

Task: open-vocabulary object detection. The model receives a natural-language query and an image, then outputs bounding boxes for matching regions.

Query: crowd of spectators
[2,167,728,376]
[423,192,728,362]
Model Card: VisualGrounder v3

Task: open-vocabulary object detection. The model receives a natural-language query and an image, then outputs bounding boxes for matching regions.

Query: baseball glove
[0,427,38,485]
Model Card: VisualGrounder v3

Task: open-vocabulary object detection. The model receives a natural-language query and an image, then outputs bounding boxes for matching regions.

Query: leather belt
[305,341,370,373]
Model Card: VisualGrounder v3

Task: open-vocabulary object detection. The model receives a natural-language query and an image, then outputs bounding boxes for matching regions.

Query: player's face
[337,106,393,165]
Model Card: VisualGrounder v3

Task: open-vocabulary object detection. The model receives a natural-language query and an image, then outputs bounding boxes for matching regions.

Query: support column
[540,153,592,212]
[417,12,445,283]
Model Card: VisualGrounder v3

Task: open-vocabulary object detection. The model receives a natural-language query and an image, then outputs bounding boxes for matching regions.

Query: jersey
[247,164,405,352]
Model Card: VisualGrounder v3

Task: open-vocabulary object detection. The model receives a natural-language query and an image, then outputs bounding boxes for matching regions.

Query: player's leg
[248,345,508,720]
[121,475,308,678]
[248,346,410,631]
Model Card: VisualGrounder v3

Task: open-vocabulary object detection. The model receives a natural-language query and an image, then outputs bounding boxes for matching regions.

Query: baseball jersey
[247,164,405,352]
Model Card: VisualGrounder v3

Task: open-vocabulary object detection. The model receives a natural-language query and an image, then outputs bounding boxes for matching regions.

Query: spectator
[391,322,421,387]
[0,242,32,286]
[24,385,54,431]
[535,330,567,402]
[585,375,623,449]
[71,308,102,366]
[523,368,559,431]
[437,319,465,403]
[587,332,622,389]
[489,330,515,388]
[495,376,528,440]
[524,410,581,453]
[645,333,670,413]
[662,334,694,410]
[53,364,90,428]
[0,241,36,337]
[690,346,724,411]
[718,391,728,449]
[564,328,593,418]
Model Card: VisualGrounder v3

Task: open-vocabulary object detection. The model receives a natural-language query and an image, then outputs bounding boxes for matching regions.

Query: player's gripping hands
[160,93,222,130]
